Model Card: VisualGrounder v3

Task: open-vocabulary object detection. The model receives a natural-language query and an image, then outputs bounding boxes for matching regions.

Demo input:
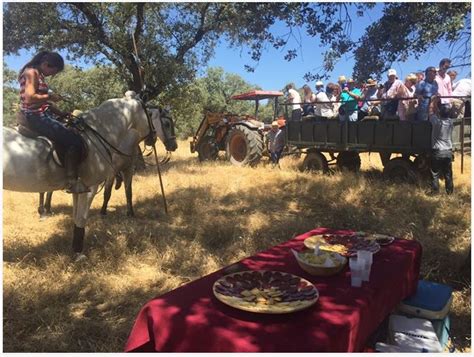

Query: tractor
[190,90,286,166]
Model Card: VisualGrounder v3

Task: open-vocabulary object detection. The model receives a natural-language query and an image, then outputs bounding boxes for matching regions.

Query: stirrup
[66,178,91,194]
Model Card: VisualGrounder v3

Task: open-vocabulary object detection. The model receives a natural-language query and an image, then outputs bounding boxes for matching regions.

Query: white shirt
[314,91,334,117]
[288,88,302,111]
[452,78,472,98]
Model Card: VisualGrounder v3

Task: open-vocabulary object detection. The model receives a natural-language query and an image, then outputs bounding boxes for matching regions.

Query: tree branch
[134,3,145,44]
[175,3,211,62]
[69,3,112,49]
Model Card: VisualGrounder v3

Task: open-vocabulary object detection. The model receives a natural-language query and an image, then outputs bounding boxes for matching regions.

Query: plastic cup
[357,250,373,264]
[349,258,363,287]
[357,250,373,282]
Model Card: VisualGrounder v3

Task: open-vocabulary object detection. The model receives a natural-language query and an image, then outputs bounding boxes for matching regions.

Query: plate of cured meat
[303,233,380,257]
[213,270,319,314]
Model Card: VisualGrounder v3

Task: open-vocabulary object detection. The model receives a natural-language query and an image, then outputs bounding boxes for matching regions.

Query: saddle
[15,112,88,166]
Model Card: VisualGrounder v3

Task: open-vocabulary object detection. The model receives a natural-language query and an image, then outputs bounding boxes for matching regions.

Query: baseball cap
[388,69,397,77]
[315,81,324,87]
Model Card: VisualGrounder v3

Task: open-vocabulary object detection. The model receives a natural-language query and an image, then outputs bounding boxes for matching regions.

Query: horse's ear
[124,91,138,99]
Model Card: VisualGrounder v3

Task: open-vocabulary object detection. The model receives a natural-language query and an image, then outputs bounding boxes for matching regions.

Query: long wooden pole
[132,32,169,214]
[152,144,168,214]
[460,115,465,174]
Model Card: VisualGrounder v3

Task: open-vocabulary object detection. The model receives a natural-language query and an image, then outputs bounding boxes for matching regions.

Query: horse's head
[149,107,178,152]
[122,91,177,152]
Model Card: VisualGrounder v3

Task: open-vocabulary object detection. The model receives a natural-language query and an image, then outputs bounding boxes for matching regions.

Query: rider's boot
[64,147,90,194]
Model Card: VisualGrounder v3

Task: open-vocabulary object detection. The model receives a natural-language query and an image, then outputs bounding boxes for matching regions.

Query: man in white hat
[382,68,403,117]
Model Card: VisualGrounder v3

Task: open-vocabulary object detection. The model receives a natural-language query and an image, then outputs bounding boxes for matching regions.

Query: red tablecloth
[125,227,422,352]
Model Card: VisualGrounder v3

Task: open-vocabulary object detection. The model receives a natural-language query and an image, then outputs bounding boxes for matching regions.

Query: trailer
[286,116,471,182]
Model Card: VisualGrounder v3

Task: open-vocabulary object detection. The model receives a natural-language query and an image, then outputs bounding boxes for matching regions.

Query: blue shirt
[340,88,362,113]
[415,80,439,114]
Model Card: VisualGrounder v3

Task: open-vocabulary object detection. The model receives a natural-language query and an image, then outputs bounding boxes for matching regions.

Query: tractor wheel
[226,126,264,166]
[197,136,219,161]
[336,151,361,172]
[383,157,418,184]
[300,151,328,173]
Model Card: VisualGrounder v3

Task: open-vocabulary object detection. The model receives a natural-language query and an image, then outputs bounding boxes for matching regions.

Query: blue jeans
[339,111,358,122]
[270,149,283,164]
[24,109,83,153]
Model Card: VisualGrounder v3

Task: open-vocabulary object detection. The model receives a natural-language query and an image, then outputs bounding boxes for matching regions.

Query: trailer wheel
[383,158,418,183]
[413,154,431,181]
[197,136,219,161]
[300,152,328,173]
[336,151,361,171]
[226,125,264,166]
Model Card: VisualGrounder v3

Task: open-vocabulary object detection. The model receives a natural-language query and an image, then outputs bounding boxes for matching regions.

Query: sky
[3,3,471,91]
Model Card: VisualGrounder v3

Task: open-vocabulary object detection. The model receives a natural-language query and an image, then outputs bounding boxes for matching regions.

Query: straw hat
[338,75,346,83]
[271,121,278,127]
[406,73,417,82]
[347,78,355,83]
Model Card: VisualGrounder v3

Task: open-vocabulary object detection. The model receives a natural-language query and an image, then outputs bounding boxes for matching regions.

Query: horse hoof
[73,253,87,263]
[100,210,107,216]
[39,213,52,221]
[127,211,135,217]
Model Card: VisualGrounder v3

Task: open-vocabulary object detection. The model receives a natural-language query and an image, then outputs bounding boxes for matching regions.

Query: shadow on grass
[3,165,471,352]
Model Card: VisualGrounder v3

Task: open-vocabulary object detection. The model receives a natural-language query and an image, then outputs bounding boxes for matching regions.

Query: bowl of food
[292,248,347,276]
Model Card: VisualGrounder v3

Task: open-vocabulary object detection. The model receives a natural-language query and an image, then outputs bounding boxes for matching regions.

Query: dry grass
[3,140,471,352]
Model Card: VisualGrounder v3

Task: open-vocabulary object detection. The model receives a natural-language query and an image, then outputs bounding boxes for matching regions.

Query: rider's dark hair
[18,51,64,79]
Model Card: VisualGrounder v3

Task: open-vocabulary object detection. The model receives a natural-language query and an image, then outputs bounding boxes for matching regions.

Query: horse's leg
[72,185,98,256]
[123,167,135,217]
[45,191,53,214]
[100,177,114,216]
[38,193,45,216]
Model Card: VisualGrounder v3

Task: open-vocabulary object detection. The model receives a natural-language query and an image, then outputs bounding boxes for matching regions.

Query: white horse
[3,91,168,258]
[37,106,177,218]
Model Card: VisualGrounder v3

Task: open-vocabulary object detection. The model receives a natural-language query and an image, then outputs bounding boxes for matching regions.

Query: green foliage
[160,67,277,139]
[353,2,471,80]
[47,65,128,112]
[3,63,19,127]
[3,3,470,94]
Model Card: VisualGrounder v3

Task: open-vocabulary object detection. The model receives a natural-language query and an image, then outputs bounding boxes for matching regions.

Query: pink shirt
[385,79,404,99]
[435,73,452,105]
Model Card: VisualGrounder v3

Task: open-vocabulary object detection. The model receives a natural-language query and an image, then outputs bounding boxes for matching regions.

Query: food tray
[213,270,319,314]
[303,233,380,257]
[293,249,347,276]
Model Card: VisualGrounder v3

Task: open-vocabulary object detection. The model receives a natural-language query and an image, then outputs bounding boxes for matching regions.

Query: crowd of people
[284,58,471,123]
[272,58,472,194]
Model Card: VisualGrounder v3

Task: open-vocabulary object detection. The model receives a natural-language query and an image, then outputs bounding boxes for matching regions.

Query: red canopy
[231,90,284,101]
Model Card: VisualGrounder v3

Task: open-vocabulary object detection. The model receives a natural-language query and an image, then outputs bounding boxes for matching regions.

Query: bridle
[145,103,177,151]
[138,98,158,147]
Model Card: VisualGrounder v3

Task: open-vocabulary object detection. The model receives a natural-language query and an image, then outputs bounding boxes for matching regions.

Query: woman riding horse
[18,51,88,194]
